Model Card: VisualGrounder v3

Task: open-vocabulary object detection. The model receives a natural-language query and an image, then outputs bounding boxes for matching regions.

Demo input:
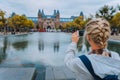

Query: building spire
[80,11,84,16]
[38,9,41,14]
[42,9,44,15]
[54,10,57,15]
[57,10,60,15]
[11,12,16,17]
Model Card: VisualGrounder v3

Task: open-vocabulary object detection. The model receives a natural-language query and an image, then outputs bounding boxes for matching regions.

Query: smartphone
[78,30,84,36]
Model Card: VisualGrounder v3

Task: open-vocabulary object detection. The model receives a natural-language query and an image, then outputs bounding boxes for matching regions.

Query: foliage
[96,5,116,21]
[63,16,86,30]
[0,9,6,27]
[7,14,34,31]
[24,20,34,29]
[0,21,3,27]
[111,12,120,27]
[64,22,78,29]
[74,16,86,29]
[118,5,120,11]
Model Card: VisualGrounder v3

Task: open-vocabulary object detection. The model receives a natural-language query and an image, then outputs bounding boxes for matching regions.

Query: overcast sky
[0,0,120,18]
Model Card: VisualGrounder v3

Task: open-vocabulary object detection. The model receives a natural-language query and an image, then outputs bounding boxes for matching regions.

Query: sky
[0,0,120,18]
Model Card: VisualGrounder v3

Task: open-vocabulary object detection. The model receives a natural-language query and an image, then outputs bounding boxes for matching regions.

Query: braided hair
[85,18,111,49]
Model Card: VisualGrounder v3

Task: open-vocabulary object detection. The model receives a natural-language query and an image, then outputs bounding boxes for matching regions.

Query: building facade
[28,9,84,29]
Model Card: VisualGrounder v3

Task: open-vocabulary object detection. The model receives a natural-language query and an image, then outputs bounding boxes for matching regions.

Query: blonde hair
[84,18,111,49]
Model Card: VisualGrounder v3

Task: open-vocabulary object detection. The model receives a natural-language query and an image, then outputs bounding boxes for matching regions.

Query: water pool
[0,32,119,67]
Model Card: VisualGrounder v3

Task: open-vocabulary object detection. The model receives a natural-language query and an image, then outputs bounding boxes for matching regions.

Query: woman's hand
[72,31,79,43]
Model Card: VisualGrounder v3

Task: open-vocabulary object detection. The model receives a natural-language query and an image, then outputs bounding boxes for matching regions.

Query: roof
[27,17,38,22]
[27,17,74,23]
[60,18,73,22]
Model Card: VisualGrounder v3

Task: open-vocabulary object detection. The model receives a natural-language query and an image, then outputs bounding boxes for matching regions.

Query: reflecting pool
[0,32,119,67]
[0,32,71,67]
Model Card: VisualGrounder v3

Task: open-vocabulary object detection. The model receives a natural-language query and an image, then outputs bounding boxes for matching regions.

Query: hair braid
[85,18,111,49]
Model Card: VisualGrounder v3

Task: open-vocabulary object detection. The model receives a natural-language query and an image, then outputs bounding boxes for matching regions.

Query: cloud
[0,0,119,18]
[106,0,120,6]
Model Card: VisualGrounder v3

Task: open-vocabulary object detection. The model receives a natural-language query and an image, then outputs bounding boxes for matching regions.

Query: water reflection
[39,40,44,52]
[0,33,119,67]
[0,33,71,67]
[0,33,119,80]
[0,37,7,63]
[38,40,60,53]
[54,41,59,53]
[12,41,28,50]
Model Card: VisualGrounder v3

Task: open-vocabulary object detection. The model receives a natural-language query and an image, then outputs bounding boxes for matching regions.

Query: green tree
[96,5,116,21]
[118,5,120,11]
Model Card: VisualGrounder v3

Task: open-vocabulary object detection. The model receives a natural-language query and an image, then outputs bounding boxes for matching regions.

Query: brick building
[28,9,84,29]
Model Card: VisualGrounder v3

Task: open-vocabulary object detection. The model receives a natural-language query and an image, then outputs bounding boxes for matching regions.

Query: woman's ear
[87,35,93,46]
[86,35,90,41]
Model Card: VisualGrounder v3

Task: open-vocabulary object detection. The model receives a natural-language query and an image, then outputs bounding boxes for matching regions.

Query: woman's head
[84,18,111,49]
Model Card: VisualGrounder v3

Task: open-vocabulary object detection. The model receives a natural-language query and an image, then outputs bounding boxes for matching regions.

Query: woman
[64,18,120,80]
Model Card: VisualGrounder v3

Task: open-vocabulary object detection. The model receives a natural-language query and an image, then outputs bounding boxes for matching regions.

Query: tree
[111,12,120,28]
[118,5,120,11]
[7,14,34,32]
[0,9,6,24]
[0,9,6,32]
[63,16,86,32]
[96,5,116,21]
[24,20,34,31]
[74,16,86,29]
[111,12,120,34]
[8,15,21,32]
[0,22,3,27]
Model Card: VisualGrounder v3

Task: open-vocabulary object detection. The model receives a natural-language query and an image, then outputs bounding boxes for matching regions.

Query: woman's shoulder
[109,51,120,60]
[110,51,119,55]
[85,54,120,71]
[84,54,120,79]
[86,51,120,61]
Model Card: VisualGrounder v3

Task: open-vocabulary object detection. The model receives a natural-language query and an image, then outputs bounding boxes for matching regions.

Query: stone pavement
[45,66,76,80]
[110,34,120,41]
[0,68,35,80]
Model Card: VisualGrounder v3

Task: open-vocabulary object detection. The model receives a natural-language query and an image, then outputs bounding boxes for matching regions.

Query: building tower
[38,9,43,28]
[55,10,60,28]
[56,10,60,21]
[80,11,84,20]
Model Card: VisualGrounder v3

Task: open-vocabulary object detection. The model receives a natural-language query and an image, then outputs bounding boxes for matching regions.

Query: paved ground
[0,66,76,80]
[110,34,120,41]
[45,66,76,80]
[0,68,35,80]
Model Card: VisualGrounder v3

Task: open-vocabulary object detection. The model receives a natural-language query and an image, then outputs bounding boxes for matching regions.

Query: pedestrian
[65,18,120,80]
